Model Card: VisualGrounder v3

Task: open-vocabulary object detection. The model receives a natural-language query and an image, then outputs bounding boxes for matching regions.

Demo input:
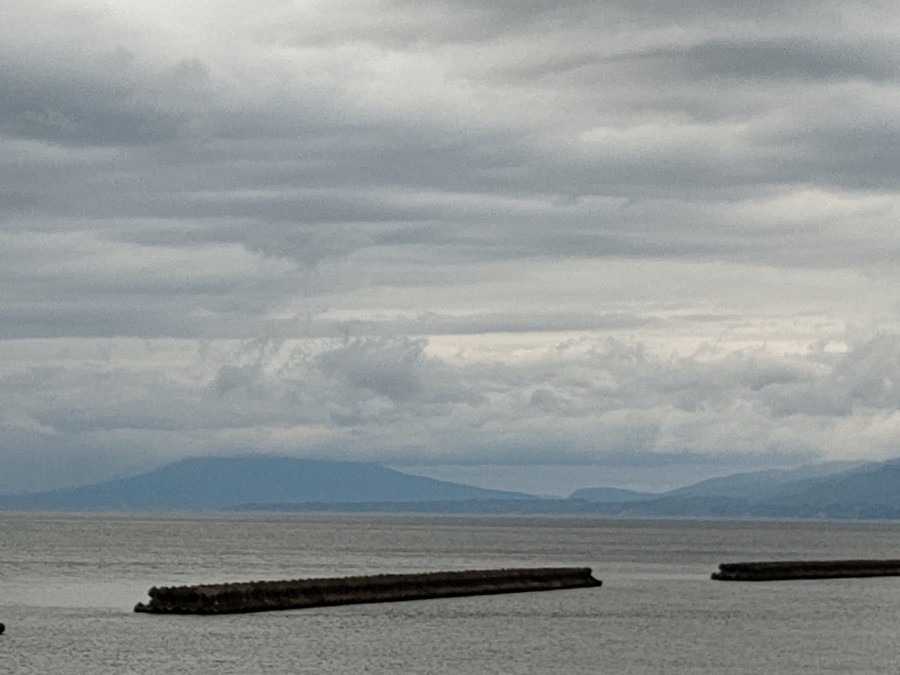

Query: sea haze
[5,454,900,519]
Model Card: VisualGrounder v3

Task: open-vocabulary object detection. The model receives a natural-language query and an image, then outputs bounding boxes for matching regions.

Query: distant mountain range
[0,456,532,511]
[566,460,895,519]
[2,454,900,520]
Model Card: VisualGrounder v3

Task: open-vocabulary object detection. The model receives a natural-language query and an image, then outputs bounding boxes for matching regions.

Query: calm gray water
[3,512,900,674]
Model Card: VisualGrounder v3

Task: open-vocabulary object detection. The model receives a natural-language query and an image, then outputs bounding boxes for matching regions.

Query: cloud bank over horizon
[4,0,900,493]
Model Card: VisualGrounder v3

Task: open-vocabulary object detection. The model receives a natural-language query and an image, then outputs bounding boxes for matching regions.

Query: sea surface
[3,512,900,674]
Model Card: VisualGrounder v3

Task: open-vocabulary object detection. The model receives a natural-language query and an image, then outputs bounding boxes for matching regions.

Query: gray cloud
[0,68,186,147]
[4,0,900,492]
[628,39,900,82]
[4,333,900,492]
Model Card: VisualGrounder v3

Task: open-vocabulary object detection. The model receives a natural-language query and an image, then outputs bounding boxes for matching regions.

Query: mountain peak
[0,455,533,511]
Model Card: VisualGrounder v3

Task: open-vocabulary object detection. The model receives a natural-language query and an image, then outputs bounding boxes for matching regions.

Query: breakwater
[134,567,601,614]
[712,559,900,581]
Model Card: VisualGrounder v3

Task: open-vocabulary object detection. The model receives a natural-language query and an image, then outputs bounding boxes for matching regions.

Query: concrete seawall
[712,559,900,581]
[134,567,602,614]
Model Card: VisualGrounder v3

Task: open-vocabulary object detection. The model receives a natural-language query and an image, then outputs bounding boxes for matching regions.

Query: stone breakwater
[712,559,900,581]
[134,567,602,615]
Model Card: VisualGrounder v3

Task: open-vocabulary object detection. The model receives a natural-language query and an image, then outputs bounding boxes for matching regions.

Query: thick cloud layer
[4,0,900,492]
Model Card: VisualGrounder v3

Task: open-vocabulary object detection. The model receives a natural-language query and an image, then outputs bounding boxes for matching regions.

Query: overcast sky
[4,0,900,495]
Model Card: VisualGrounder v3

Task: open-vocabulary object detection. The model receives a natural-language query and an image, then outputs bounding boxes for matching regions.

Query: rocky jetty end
[134,567,602,615]
[712,559,900,581]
